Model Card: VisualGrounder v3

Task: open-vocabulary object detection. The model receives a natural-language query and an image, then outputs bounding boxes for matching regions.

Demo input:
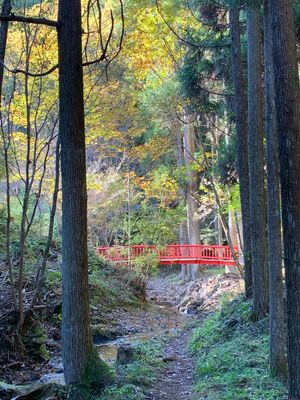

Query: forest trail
[149,328,194,400]
[145,269,241,400]
[146,270,196,400]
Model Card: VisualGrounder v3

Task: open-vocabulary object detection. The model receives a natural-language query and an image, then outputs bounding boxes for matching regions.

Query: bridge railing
[97,245,160,262]
[97,244,238,266]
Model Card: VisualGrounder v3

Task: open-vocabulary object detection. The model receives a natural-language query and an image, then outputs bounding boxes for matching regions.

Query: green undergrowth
[95,340,164,400]
[190,296,288,400]
[88,252,144,310]
[44,250,143,311]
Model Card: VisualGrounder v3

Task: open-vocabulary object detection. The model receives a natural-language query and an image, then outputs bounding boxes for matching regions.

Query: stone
[92,325,124,344]
[162,355,177,362]
[177,274,243,315]
[0,382,65,400]
[116,344,136,366]
[0,381,26,399]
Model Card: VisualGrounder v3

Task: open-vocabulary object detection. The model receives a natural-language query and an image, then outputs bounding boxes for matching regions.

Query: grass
[97,385,143,400]
[189,296,288,400]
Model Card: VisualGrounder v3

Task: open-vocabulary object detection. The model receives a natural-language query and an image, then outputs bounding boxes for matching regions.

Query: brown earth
[147,328,195,400]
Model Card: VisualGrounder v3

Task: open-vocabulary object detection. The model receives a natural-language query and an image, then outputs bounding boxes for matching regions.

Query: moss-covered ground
[189,296,288,399]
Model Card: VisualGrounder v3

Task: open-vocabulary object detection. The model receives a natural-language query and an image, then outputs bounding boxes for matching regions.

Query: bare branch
[0,0,124,76]
[0,13,58,27]
[0,59,58,77]
[97,0,104,52]
[83,0,124,68]
[83,8,114,66]
[103,0,125,71]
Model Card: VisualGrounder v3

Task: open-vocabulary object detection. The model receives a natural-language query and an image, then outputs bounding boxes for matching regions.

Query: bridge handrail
[97,244,238,263]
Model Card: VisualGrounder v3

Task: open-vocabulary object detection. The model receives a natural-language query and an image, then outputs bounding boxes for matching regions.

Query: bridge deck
[97,244,238,266]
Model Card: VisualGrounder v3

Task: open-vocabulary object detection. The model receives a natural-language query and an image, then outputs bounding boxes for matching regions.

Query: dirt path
[148,328,195,400]
[146,269,196,400]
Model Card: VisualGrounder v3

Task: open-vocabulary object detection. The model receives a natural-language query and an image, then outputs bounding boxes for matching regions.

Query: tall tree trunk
[211,125,223,247]
[214,210,222,245]
[247,6,269,319]
[229,6,252,298]
[179,222,189,280]
[196,124,243,275]
[58,0,112,394]
[0,0,11,94]
[183,119,200,281]
[31,139,60,308]
[176,125,189,281]
[270,0,300,397]
[226,210,239,274]
[264,0,286,377]
[17,47,32,330]
[0,0,16,308]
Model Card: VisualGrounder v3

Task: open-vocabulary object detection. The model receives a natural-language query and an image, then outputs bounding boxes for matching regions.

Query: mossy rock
[22,317,49,360]
[15,384,66,399]
[116,344,137,366]
[92,325,125,344]
[0,381,28,400]
[0,381,66,400]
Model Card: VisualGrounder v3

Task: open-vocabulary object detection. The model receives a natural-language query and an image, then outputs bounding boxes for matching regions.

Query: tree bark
[269,0,300,397]
[263,0,286,378]
[31,139,60,308]
[0,0,16,308]
[211,127,223,247]
[0,0,11,95]
[176,125,189,281]
[58,0,112,393]
[226,210,239,274]
[214,211,222,246]
[229,6,252,298]
[247,6,269,319]
[196,124,243,276]
[183,119,200,281]
[17,37,32,330]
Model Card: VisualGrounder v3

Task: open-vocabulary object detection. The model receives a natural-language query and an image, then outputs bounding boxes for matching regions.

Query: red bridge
[97,244,238,266]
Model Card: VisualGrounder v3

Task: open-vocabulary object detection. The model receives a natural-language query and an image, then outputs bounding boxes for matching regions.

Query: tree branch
[0,0,124,76]
[0,59,58,77]
[0,13,59,27]
[83,0,124,68]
